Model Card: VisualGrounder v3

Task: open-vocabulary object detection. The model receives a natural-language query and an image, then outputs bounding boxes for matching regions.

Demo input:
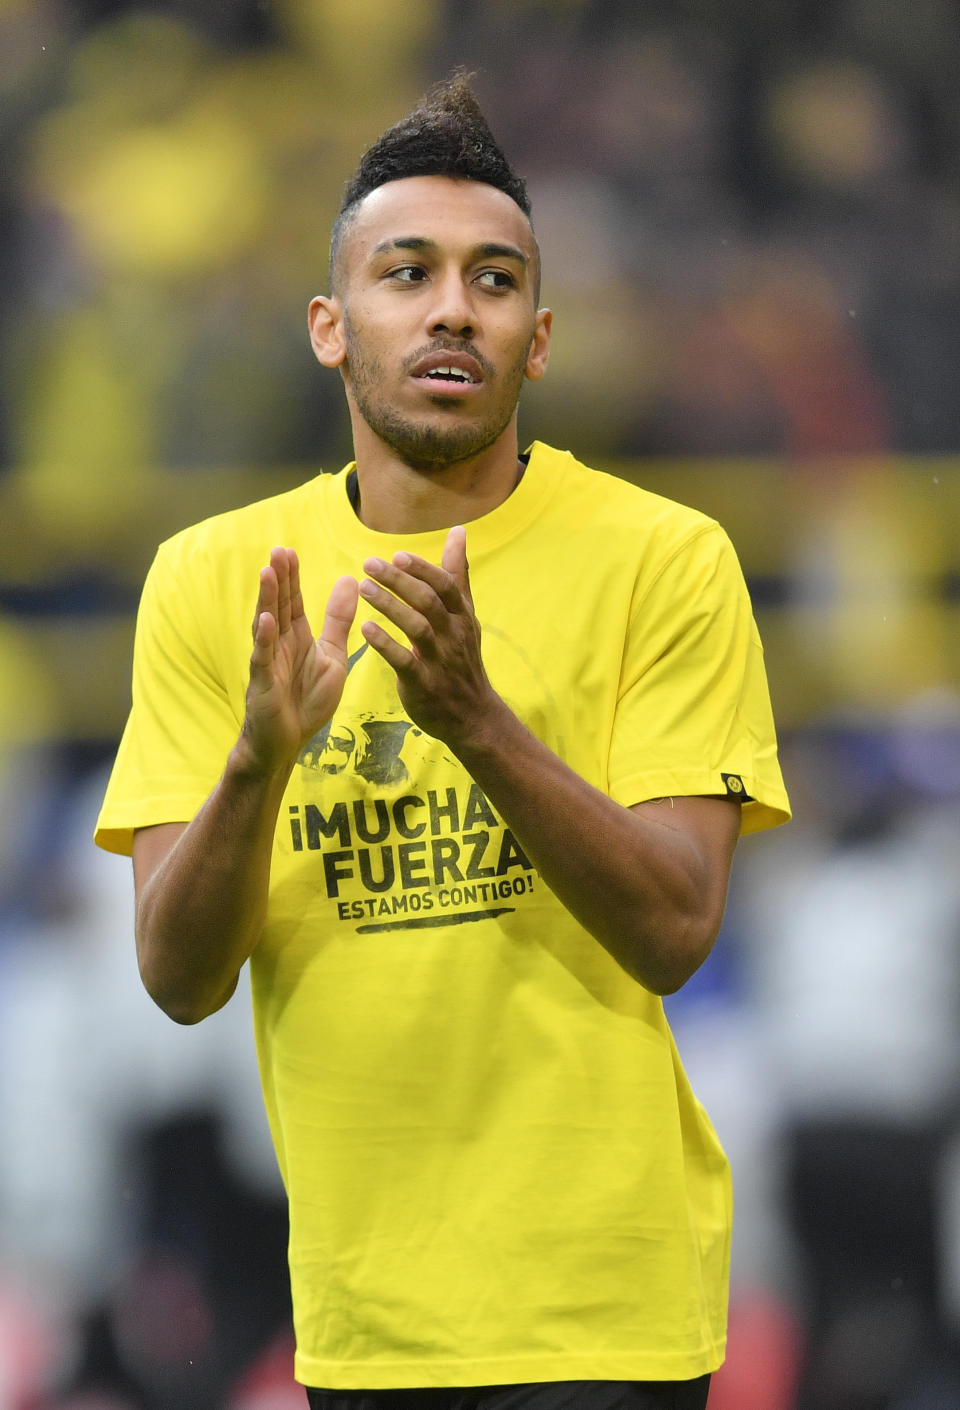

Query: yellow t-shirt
[96,442,790,1389]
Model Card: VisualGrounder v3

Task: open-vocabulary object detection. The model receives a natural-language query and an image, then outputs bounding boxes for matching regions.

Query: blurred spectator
[0,767,289,1406]
[737,707,960,1409]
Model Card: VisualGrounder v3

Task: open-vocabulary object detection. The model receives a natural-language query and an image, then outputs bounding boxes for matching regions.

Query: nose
[426,268,476,340]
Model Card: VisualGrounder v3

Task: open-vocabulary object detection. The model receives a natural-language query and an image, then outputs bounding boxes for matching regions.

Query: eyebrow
[370,236,529,269]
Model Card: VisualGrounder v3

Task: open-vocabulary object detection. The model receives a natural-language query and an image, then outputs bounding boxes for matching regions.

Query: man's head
[329,73,539,305]
[310,75,550,475]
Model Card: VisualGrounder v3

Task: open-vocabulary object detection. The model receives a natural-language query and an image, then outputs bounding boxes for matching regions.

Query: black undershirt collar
[346,453,529,516]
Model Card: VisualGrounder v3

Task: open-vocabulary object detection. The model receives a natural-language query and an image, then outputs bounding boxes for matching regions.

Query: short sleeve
[609,522,790,835]
[94,537,244,855]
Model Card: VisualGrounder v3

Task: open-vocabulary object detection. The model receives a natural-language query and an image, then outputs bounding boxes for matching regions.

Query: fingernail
[393,552,411,568]
[359,579,376,598]
[364,557,385,573]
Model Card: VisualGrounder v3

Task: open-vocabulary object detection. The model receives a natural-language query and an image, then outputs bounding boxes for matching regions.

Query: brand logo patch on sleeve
[721,772,752,800]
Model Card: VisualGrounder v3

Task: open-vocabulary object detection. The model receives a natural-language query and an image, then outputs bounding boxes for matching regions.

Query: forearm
[356,537,735,992]
[454,697,727,994]
[135,739,292,1024]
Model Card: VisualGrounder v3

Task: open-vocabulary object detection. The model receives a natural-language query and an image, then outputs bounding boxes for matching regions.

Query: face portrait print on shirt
[288,640,539,933]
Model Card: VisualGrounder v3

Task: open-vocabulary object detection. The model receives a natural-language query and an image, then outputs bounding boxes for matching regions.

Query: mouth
[408,350,485,396]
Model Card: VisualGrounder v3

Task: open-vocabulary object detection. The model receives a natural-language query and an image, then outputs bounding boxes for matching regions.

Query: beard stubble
[343,315,533,473]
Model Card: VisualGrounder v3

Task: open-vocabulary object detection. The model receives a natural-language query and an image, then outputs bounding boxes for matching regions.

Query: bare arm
[358,529,739,995]
[133,549,358,1024]
[454,713,738,994]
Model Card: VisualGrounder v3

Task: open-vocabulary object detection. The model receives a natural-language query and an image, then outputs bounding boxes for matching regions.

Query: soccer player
[96,75,790,1410]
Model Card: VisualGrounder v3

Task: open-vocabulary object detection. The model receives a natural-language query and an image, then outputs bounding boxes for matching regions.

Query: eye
[476,269,516,291]
[389,265,428,284]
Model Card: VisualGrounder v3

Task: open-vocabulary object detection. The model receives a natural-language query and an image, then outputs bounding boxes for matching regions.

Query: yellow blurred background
[1,3,959,1408]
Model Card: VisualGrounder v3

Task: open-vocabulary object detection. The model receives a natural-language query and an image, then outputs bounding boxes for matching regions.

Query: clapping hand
[358,526,495,747]
[242,547,359,774]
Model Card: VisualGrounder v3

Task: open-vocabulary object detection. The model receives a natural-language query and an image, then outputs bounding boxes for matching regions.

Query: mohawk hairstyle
[329,72,534,290]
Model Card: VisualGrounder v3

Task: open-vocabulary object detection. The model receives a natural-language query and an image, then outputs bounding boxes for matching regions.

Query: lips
[409,350,484,389]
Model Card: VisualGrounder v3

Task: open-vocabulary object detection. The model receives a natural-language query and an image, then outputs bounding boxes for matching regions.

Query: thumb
[318,575,359,661]
[442,525,471,602]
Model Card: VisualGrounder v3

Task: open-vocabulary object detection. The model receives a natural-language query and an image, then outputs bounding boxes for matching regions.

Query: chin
[370,411,509,473]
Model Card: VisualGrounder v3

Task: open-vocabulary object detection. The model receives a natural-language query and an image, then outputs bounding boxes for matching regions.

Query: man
[96,76,790,1410]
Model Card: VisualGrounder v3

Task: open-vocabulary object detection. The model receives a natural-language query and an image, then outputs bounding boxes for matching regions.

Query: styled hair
[329,72,536,293]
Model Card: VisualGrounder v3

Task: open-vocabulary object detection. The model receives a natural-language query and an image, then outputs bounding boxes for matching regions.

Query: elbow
[156,994,212,1027]
[628,910,722,997]
[134,901,241,1023]
[139,970,207,1025]
[145,980,236,1026]
[646,964,703,998]
[137,949,236,1026]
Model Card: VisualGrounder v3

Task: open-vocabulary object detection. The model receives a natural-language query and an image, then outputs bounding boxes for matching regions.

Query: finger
[318,576,359,661]
[249,607,278,686]
[365,554,461,618]
[358,575,434,651]
[360,617,415,673]
[270,546,295,635]
[441,526,472,608]
[253,564,279,641]
[441,527,479,639]
[286,548,305,629]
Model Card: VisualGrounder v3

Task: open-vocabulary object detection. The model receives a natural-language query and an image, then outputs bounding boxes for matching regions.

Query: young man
[96,77,790,1410]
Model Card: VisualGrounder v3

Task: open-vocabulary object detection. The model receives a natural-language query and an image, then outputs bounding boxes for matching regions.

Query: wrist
[228,730,298,788]
[448,690,515,769]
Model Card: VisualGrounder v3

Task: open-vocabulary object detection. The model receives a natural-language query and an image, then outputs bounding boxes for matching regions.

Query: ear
[308,295,346,368]
[524,307,552,381]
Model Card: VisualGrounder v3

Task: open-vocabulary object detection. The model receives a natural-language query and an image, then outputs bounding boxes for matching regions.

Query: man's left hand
[359,526,496,745]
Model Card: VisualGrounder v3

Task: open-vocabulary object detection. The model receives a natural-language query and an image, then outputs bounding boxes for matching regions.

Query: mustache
[401,339,495,379]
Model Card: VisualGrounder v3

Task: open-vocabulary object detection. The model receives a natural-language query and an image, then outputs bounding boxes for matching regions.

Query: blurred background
[1,1,959,1407]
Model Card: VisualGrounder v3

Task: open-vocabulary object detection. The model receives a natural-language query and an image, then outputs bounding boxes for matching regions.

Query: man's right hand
[239,547,359,776]
[132,551,359,1023]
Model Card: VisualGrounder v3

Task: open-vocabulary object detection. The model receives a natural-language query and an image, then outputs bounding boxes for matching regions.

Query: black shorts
[305,1376,711,1410]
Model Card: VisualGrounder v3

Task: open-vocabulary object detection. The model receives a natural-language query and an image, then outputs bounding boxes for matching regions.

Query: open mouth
[411,368,484,397]
[420,366,477,384]
[408,350,486,394]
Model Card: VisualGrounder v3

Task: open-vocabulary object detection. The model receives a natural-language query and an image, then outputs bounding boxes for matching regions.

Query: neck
[349,418,524,534]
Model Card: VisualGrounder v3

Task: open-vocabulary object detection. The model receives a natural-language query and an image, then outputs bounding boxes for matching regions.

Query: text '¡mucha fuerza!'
[287,782,535,900]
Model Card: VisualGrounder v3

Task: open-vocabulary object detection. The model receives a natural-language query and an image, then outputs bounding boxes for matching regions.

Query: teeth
[426,366,472,381]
